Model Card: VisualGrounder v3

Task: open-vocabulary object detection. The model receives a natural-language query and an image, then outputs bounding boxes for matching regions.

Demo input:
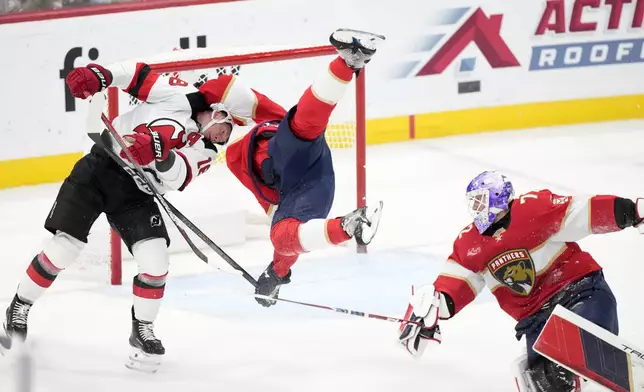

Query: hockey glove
[66,63,112,99]
[255,262,291,308]
[120,129,171,166]
[398,285,451,358]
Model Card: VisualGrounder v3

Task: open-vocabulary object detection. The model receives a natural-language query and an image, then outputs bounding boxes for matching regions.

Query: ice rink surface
[2,120,644,391]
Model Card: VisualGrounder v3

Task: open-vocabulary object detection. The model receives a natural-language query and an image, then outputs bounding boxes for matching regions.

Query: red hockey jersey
[198,74,287,215]
[433,190,623,321]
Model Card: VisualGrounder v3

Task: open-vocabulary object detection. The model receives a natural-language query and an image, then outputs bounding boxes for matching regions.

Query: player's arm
[153,138,217,191]
[546,192,644,242]
[224,135,277,215]
[198,74,287,125]
[65,61,209,112]
[399,242,486,357]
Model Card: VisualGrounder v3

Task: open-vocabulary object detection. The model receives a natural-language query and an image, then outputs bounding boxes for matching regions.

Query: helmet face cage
[465,171,514,233]
[200,103,234,145]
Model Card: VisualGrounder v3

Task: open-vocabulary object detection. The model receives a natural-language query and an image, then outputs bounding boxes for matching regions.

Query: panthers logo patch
[487,249,535,296]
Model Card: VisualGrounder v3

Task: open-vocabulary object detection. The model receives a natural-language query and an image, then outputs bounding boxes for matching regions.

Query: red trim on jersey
[125,63,146,93]
[326,218,351,245]
[270,218,306,256]
[328,56,354,82]
[198,74,233,103]
[26,264,54,288]
[175,151,193,191]
[133,285,165,300]
[253,90,288,123]
[136,71,160,102]
[433,275,477,316]
[590,195,620,234]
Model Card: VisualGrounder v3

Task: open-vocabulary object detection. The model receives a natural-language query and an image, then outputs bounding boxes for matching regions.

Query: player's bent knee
[132,237,170,277]
[270,218,305,256]
[41,231,85,270]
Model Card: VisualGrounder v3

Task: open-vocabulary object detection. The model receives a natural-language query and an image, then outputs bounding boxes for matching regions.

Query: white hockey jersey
[104,61,218,195]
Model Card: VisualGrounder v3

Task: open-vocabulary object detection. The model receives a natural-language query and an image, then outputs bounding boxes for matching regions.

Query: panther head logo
[502,261,535,296]
[488,249,536,296]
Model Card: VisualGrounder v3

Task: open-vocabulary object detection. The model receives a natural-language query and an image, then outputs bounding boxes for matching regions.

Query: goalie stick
[253,294,423,326]
[86,92,258,288]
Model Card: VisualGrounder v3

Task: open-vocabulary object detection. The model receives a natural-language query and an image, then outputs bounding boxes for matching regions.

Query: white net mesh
[78,46,361,281]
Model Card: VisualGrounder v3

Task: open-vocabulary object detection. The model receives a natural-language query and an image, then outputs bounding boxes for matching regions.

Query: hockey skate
[329,28,386,70]
[0,294,32,354]
[341,200,384,246]
[126,307,165,373]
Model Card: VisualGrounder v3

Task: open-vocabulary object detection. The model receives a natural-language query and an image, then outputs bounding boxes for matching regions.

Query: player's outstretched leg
[329,28,384,71]
[288,29,384,141]
[1,231,83,353]
[270,200,383,258]
[126,238,168,373]
[254,201,383,307]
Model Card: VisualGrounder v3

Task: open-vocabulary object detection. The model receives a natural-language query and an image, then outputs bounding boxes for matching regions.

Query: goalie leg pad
[522,271,619,365]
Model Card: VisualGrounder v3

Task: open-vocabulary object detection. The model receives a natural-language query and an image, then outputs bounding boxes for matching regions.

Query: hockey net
[82,45,366,285]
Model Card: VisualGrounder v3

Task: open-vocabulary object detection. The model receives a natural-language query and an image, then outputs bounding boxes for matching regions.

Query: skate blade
[333,28,386,50]
[125,347,162,373]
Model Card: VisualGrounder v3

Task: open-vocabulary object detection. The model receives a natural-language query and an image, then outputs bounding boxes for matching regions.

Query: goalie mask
[466,171,514,233]
[199,103,235,146]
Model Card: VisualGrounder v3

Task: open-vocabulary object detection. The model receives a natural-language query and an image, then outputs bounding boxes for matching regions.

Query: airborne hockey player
[1,60,234,372]
[398,171,644,391]
[197,29,384,307]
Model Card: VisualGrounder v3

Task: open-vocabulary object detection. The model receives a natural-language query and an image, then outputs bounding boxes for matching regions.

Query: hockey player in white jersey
[1,61,233,372]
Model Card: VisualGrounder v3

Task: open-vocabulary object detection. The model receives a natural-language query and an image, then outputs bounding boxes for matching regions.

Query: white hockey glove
[398,285,452,358]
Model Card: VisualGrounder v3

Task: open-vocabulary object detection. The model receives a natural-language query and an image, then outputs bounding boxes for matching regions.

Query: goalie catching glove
[398,285,453,357]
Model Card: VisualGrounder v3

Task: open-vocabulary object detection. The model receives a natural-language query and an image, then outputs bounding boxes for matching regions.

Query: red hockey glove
[66,63,112,99]
[119,129,170,166]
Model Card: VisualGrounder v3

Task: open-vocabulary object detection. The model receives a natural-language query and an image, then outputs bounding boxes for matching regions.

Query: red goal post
[106,45,367,285]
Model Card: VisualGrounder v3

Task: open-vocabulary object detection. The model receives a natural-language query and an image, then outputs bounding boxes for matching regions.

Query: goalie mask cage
[103,45,367,285]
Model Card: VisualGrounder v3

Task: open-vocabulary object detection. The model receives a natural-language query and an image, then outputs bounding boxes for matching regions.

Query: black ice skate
[341,200,384,246]
[126,307,164,373]
[329,28,386,71]
[1,294,32,353]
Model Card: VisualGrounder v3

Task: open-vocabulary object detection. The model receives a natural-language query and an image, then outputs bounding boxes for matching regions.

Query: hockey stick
[253,294,423,326]
[86,130,206,263]
[87,93,259,287]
